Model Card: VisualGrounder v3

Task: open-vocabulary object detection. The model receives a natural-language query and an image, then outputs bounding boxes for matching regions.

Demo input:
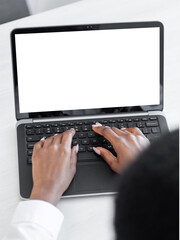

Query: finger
[33,138,44,152]
[120,128,135,135]
[92,125,119,145]
[43,135,54,148]
[93,147,117,170]
[125,127,145,136]
[52,134,62,146]
[111,127,128,136]
[61,128,75,148]
[71,144,79,166]
[120,127,130,133]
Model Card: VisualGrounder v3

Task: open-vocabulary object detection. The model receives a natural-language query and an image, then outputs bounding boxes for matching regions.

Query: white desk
[0,0,179,239]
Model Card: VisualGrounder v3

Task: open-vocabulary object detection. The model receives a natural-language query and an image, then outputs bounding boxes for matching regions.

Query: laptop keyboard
[25,116,161,164]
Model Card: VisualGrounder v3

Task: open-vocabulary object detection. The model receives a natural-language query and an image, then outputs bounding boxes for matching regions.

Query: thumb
[71,144,78,166]
[93,147,117,171]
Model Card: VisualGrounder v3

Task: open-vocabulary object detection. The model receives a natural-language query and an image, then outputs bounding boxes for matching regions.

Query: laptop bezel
[11,21,164,120]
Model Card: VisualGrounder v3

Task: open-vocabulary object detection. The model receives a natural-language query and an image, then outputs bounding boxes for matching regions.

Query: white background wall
[0,1,179,239]
[25,0,81,14]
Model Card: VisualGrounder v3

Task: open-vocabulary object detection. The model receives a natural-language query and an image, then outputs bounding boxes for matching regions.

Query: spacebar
[77,152,102,161]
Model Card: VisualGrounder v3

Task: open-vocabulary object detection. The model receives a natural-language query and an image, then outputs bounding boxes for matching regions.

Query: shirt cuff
[12,200,64,239]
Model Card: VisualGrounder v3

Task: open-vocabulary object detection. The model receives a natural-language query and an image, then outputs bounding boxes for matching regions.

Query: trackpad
[75,161,117,194]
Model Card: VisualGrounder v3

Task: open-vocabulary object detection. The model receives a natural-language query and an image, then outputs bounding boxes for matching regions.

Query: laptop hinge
[32,112,152,123]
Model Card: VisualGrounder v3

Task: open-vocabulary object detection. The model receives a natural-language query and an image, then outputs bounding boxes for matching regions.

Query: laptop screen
[11,22,163,119]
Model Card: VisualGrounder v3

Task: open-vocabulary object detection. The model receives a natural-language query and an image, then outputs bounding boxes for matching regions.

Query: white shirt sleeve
[3,200,64,240]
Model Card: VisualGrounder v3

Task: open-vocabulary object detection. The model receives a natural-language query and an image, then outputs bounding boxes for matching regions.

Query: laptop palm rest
[74,161,118,194]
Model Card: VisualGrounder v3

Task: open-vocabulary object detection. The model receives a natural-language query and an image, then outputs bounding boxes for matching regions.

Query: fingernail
[76,144,79,153]
[93,147,101,155]
[40,137,46,141]
[54,134,58,136]
[121,128,126,130]
[92,122,102,127]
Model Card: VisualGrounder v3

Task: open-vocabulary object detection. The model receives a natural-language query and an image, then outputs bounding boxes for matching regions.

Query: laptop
[11,21,168,199]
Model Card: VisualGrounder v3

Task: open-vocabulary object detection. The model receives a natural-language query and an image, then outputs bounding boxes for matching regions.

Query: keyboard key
[74,126,81,132]
[27,157,32,164]
[133,118,140,122]
[59,123,66,127]
[82,126,90,131]
[26,129,34,135]
[53,127,63,133]
[44,128,52,134]
[107,145,113,150]
[26,125,33,129]
[109,119,116,123]
[27,136,40,142]
[43,124,50,128]
[64,126,71,131]
[146,122,158,127]
[27,150,33,156]
[102,139,108,144]
[27,143,34,149]
[72,139,79,146]
[152,127,160,133]
[142,117,148,121]
[88,146,94,152]
[98,137,104,143]
[91,139,98,144]
[150,117,157,121]
[51,123,59,127]
[102,120,108,124]
[34,125,41,128]
[79,133,86,138]
[76,121,83,125]
[79,146,86,152]
[125,119,132,122]
[142,128,151,134]
[117,119,124,123]
[35,129,43,135]
[82,139,90,145]
[88,132,95,138]
[136,122,145,128]
[68,122,75,126]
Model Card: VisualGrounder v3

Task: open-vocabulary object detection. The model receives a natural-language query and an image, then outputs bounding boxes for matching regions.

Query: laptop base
[16,113,168,199]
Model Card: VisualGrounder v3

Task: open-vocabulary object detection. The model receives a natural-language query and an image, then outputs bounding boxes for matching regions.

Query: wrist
[30,186,63,206]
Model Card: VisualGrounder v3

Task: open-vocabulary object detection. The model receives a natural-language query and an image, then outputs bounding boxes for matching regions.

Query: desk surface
[0,0,179,239]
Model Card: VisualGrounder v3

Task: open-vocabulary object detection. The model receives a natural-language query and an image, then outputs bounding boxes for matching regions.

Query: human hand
[30,129,79,206]
[92,123,150,174]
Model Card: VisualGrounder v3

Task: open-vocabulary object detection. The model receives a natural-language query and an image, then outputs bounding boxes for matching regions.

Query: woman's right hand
[92,123,150,174]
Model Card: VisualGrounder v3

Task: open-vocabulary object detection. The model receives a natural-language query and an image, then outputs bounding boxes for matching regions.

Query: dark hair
[115,129,179,240]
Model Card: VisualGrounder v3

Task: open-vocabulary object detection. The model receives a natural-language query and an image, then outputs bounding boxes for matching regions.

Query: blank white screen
[15,27,160,113]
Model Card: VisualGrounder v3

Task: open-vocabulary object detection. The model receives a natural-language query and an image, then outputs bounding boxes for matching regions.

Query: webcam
[87,25,93,29]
